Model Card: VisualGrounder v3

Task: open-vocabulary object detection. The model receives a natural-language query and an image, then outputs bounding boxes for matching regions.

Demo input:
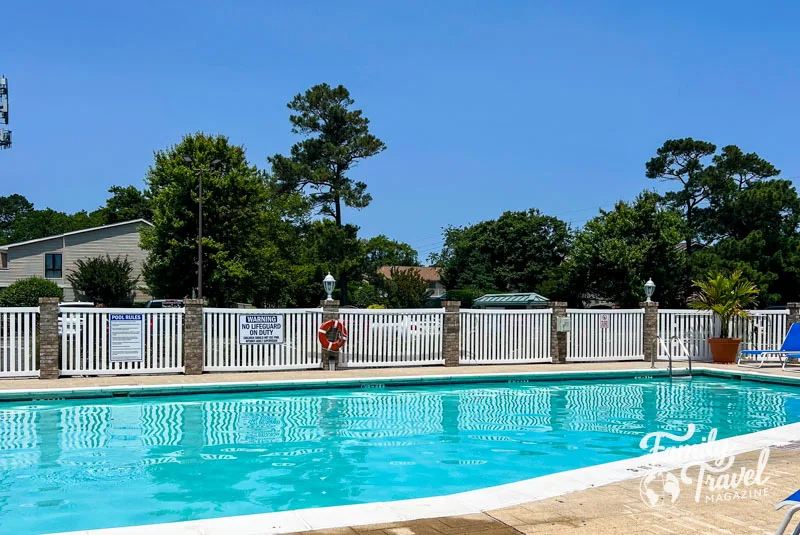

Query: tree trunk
[334,195,349,305]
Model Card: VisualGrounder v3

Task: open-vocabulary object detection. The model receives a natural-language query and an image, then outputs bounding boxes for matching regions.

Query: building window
[0,251,7,269]
[45,253,62,278]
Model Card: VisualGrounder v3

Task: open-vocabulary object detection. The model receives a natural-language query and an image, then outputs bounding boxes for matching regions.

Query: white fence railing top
[338,308,445,315]
[659,309,788,315]
[462,308,552,315]
[0,307,40,313]
[568,308,644,314]
[59,307,185,314]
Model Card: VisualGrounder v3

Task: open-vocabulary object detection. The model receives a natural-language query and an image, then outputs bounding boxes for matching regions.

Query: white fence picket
[566,309,644,361]
[658,309,788,361]
[203,308,322,371]
[459,309,551,364]
[0,307,39,378]
[60,307,184,376]
[338,309,444,367]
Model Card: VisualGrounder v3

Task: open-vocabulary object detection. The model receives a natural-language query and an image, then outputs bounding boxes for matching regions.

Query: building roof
[472,292,550,308]
[0,219,153,250]
[377,266,441,282]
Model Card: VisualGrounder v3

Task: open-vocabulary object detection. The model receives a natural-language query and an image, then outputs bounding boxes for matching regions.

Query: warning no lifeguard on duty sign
[238,314,285,345]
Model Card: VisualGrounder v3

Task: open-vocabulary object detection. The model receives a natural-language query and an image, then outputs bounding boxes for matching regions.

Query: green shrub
[350,282,386,308]
[0,277,63,307]
[385,267,428,308]
[67,255,139,306]
[446,288,497,309]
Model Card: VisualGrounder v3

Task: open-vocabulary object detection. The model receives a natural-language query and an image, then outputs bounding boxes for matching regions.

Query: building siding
[0,221,150,301]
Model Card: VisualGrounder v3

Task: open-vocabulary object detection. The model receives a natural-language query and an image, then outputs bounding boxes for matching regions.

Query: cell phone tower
[0,75,11,150]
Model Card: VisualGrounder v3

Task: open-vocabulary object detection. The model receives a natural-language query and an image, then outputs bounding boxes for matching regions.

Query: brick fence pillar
[787,303,800,332]
[442,301,461,367]
[183,299,204,375]
[38,297,60,379]
[641,301,659,363]
[321,300,340,370]
[550,302,568,363]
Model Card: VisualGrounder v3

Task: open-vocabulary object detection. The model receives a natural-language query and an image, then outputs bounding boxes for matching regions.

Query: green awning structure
[472,292,550,308]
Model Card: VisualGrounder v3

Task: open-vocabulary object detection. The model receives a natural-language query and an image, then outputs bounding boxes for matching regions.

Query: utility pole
[0,75,11,150]
[182,155,223,299]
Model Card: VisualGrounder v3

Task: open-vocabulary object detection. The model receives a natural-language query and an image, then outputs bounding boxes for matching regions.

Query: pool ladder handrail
[651,335,693,378]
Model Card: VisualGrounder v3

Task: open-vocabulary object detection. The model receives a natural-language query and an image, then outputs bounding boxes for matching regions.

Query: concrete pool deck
[2,360,800,391]
[293,446,799,535]
[3,361,798,535]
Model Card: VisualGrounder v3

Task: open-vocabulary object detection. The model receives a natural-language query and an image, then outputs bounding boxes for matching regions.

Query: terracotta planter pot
[708,338,741,364]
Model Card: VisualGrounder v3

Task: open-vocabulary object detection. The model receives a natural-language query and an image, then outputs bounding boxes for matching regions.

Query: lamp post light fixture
[323,272,336,301]
[644,278,656,303]
[182,155,223,300]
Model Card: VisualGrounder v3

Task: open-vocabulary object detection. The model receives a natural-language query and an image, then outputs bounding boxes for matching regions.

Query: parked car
[58,302,94,336]
[145,299,184,308]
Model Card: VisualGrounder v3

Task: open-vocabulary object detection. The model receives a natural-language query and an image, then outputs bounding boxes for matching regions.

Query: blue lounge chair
[738,323,800,370]
[774,490,800,535]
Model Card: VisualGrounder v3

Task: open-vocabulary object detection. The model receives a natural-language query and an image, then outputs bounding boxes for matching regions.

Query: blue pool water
[2,377,800,534]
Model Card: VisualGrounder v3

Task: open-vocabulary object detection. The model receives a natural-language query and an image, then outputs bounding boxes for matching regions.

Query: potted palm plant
[689,270,759,363]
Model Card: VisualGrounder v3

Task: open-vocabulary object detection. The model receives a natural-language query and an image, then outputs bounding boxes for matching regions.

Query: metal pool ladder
[651,335,693,378]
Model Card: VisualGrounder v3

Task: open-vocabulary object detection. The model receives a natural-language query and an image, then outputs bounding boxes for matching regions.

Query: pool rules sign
[109,314,144,362]
[238,314,284,345]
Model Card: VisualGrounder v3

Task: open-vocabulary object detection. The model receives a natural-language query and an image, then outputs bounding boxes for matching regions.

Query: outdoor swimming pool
[2,376,800,534]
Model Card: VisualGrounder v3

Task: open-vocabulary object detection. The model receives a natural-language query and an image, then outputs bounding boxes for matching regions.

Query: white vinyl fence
[60,307,184,376]
[460,309,551,364]
[658,309,788,361]
[204,309,323,371]
[338,309,444,367]
[567,309,644,361]
[0,307,39,378]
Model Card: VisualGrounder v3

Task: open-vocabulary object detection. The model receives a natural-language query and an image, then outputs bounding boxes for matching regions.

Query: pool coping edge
[46,420,800,535]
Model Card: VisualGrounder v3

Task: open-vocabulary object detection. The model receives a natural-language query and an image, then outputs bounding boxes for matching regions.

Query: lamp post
[644,278,656,303]
[182,155,223,300]
[323,272,336,301]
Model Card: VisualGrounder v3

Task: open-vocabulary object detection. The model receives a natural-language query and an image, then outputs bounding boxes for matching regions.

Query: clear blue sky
[4,1,799,260]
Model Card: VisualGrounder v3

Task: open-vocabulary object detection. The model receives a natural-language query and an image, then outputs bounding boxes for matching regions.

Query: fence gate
[460,309,551,364]
[567,309,644,361]
[204,308,322,371]
[0,307,39,378]
[338,309,444,368]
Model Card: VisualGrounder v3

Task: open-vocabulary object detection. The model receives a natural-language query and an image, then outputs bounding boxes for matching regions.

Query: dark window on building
[45,253,62,278]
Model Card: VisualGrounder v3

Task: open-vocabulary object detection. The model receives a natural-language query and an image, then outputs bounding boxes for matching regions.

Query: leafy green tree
[431,209,571,296]
[0,194,33,244]
[141,133,293,306]
[362,235,419,276]
[67,255,139,306]
[567,192,687,307]
[269,83,386,304]
[8,209,80,243]
[0,277,63,307]
[384,267,428,308]
[645,138,717,254]
[690,178,800,305]
[99,185,153,224]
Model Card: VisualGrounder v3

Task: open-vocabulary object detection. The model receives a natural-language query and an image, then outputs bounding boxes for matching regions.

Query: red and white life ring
[318,319,348,351]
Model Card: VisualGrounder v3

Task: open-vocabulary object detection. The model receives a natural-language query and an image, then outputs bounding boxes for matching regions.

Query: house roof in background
[473,292,550,308]
[377,266,441,282]
[0,219,153,250]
